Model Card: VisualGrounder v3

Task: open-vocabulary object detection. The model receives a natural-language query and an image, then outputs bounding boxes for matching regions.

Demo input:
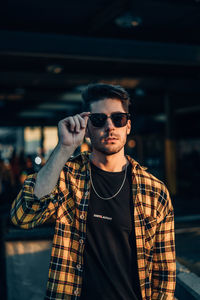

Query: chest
[88,176,135,231]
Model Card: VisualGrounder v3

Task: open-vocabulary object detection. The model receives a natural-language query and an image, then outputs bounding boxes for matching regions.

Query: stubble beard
[96,146,123,156]
[91,137,126,156]
[87,124,127,155]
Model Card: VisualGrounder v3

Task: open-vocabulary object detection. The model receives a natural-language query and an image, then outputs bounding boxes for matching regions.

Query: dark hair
[82,83,131,112]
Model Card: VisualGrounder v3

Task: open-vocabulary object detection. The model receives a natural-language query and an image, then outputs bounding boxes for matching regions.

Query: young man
[11,83,176,300]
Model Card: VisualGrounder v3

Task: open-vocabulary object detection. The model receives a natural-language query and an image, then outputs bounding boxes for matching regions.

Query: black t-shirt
[80,162,142,300]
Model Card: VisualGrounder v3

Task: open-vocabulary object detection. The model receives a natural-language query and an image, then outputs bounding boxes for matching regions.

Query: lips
[106,138,116,140]
[105,136,117,141]
[104,137,118,142]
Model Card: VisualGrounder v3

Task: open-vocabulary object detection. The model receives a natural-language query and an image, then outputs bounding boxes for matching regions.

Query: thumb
[80,112,90,126]
[80,112,90,118]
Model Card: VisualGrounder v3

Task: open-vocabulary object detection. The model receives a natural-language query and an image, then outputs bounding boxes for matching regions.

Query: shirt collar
[80,151,147,171]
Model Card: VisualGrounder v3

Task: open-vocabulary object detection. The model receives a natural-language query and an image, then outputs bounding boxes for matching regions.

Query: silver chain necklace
[89,162,128,200]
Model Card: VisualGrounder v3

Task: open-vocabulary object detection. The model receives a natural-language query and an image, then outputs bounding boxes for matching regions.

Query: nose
[104,116,115,130]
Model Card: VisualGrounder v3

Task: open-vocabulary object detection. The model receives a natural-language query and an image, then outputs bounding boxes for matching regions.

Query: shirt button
[79,239,84,244]
[80,214,85,220]
[74,289,79,296]
[76,264,81,270]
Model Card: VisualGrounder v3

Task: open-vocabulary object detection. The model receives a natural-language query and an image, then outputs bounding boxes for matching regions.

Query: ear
[127,119,131,135]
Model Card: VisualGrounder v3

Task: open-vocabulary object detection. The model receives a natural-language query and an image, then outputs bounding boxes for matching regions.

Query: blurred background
[0,0,200,299]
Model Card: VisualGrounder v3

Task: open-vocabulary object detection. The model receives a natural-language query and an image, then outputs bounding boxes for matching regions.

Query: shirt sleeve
[151,187,176,299]
[10,173,60,229]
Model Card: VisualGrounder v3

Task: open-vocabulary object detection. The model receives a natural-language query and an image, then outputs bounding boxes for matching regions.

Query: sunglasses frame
[88,112,131,128]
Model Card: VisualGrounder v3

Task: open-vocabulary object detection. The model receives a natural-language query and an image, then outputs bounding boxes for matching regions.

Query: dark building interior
[0,1,200,299]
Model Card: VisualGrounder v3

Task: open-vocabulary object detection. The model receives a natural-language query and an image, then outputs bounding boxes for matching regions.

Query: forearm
[34,143,75,198]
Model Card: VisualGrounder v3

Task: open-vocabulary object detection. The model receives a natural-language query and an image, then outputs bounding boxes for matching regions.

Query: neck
[90,148,128,172]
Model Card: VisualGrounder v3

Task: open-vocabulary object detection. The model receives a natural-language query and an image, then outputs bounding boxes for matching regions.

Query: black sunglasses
[88,112,130,128]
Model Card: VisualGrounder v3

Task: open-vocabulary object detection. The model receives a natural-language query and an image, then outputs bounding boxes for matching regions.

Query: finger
[83,113,90,127]
[77,114,87,129]
[80,112,90,118]
[67,116,76,132]
[73,114,80,132]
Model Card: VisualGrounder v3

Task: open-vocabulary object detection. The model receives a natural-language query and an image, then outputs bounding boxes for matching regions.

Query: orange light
[128,139,136,148]
[81,143,90,152]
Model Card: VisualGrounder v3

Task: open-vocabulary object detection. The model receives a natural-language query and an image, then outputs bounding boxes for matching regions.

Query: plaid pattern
[11,151,176,300]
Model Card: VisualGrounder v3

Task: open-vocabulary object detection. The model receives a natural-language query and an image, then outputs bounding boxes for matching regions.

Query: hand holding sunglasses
[58,112,90,148]
[88,112,130,128]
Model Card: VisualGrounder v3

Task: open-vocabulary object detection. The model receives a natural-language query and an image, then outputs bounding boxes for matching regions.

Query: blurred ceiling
[0,0,200,138]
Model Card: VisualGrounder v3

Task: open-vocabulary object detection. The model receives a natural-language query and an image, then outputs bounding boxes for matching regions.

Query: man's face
[86,98,131,155]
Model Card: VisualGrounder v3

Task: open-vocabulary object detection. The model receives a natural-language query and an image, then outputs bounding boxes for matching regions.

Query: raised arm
[34,112,90,198]
[11,112,90,229]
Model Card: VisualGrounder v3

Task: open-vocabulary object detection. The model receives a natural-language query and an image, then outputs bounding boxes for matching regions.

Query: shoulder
[127,154,167,193]
[140,170,173,223]
[135,165,172,220]
[137,166,168,194]
[62,151,90,174]
[57,152,89,190]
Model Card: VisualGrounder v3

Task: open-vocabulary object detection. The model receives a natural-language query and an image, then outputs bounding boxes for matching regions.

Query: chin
[97,146,123,155]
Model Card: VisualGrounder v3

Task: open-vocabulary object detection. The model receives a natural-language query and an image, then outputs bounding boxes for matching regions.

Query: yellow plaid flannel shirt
[11,151,176,300]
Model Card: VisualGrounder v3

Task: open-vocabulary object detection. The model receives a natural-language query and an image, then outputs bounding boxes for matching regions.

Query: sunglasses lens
[112,113,128,127]
[90,114,106,127]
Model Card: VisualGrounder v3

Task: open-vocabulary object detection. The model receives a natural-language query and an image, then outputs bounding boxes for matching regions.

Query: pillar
[165,94,177,195]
